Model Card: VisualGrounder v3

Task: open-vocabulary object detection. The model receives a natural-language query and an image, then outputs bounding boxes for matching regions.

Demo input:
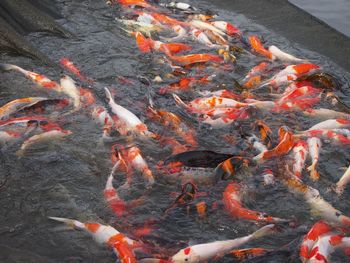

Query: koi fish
[254,126,295,162]
[204,30,228,46]
[116,19,164,36]
[299,221,333,263]
[190,29,220,48]
[211,21,240,36]
[254,120,273,147]
[60,58,93,83]
[118,0,154,9]
[229,248,270,261]
[173,94,247,112]
[197,89,241,101]
[49,216,139,263]
[303,108,350,120]
[112,144,155,187]
[248,36,273,59]
[190,20,226,36]
[306,137,322,181]
[150,12,187,27]
[158,77,196,94]
[91,106,114,138]
[0,97,49,121]
[169,53,223,66]
[292,141,308,178]
[214,156,247,181]
[200,106,251,128]
[0,130,21,145]
[17,129,72,156]
[277,85,321,105]
[261,169,275,185]
[308,234,350,263]
[160,2,197,11]
[335,165,350,195]
[105,87,153,137]
[161,25,187,42]
[299,129,350,146]
[261,64,320,88]
[0,64,60,90]
[223,182,289,223]
[60,75,81,110]
[248,134,268,153]
[268,45,305,62]
[307,119,350,131]
[164,182,197,215]
[170,224,276,263]
[147,107,197,147]
[243,61,270,81]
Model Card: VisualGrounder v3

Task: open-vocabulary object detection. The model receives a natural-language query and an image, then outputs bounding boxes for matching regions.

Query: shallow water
[0,0,350,262]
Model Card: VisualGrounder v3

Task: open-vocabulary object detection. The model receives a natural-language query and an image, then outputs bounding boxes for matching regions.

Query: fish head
[171,247,200,263]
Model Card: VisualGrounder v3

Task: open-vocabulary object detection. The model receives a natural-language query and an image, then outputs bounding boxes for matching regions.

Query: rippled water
[0,0,350,262]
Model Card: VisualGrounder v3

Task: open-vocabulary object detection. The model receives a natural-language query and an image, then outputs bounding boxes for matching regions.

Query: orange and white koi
[200,107,251,128]
[243,61,270,81]
[173,94,247,112]
[169,53,223,66]
[308,234,350,263]
[170,224,276,263]
[112,144,155,187]
[190,28,220,48]
[248,35,273,59]
[303,108,350,120]
[190,20,226,36]
[299,221,333,263]
[211,21,240,36]
[150,12,187,27]
[261,64,320,88]
[306,137,321,181]
[147,107,197,147]
[60,75,81,110]
[0,64,60,90]
[17,129,72,156]
[223,182,289,223]
[254,126,295,162]
[60,58,93,83]
[49,216,139,263]
[292,140,308,178]
[307,119,350,131]
[335,165,350,195]
[268,45,305,62]
[0,97,49,121]
[105,87,152,137]
[161,25,187,42]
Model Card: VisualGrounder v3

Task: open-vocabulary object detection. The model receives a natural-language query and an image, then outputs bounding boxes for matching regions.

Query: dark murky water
[0,0,350,262]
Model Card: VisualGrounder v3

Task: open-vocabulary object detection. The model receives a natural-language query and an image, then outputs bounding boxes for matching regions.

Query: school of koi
[1,0,350,262]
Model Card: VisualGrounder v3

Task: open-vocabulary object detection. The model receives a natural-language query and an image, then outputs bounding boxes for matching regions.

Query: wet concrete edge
[205,0,350,71]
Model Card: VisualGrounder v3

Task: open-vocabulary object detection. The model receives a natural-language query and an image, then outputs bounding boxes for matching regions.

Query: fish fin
[0,63,18,71]
[252,224,276,239]
[104,87,114,103]
[48,216,84,229]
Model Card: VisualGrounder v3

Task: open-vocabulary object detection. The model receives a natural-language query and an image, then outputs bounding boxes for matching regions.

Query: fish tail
[0,63,20,72]
[48,216,85,229]
[104,87,114,103]
[252,224,276,239]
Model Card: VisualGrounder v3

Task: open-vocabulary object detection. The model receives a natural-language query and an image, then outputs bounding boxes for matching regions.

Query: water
[289,0,350,37]
[0,0,350,262]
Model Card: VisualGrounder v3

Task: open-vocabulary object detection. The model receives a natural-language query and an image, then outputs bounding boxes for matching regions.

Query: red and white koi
[170,224,276,263]
[277,85,321,105]
[105,87,152,137]
[60,58,93,83]
[300,129,350,145]
[292,140,308,178]
[308,234,350,263]
[223,182,289,223]
[200,107,250,128]
[307,119,350,131]
[299,221,333,263]
[306,137,322,181]
[243,61,270,81]
[335,165,350,195]
[261,64,320,88]
[49,216,139,263]
[60,75,81,110]
[17,129,72,156]
[0,97,49,121]
[268,45,305,62]
[211,21,240,36]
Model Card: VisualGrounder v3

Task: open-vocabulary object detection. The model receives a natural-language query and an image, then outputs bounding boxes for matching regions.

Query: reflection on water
[289,0,350,37]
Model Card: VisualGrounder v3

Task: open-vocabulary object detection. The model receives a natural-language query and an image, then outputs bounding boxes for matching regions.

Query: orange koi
[60,58,93,83]
[169,53,223,66]
[248,35,273,59]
